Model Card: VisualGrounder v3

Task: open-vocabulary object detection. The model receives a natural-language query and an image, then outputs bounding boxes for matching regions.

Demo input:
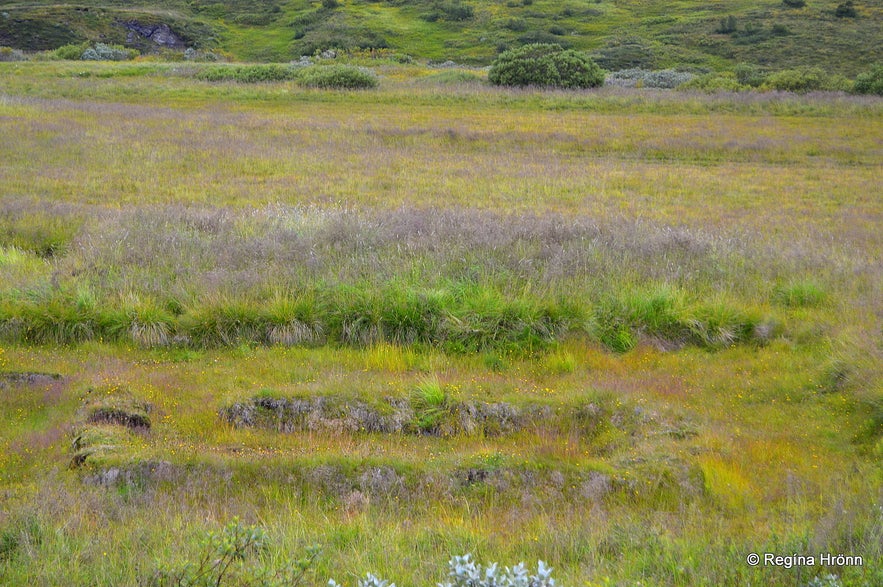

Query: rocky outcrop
[124,21,184,49]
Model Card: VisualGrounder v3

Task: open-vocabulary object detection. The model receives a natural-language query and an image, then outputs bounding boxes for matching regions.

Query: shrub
[503,18,528,32]
[437,1,475,21]
[783,0,805,7]
[297,65,378,89]
[716,15,738,34]
[835,1,857,17]
[853,64,883,95]
[763,67,826,93]
[489,43,604,89]
[593,35,654,71]
[605,68,694,89]
[195,64,299,83]
[0,46,26,62]
[734,62,767,87]
[52,42,90,60]
[81,43,138,61]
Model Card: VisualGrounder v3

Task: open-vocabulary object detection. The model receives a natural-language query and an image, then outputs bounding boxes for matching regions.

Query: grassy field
[0,62,881,586]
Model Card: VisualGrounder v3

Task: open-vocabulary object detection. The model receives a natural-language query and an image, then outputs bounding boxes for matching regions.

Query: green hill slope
[1,0,881,72]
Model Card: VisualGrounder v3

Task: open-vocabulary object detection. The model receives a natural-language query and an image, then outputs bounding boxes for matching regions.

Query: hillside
[1,0,881,73]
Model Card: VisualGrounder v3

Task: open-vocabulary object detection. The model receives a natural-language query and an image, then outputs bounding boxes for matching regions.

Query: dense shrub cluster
[297,64,378,89]
[192,64,378,88]
[80,43,138,61]
[489,43,604,89]
[734,62,767,87]
[605,68,694,89]
[422,0,475,22]
[0,46,26,62]
[680,64,859,94]
[761,67,851,93]
[593,35,655,71]
[51,42,91,60]
[195,64,300,82]
[853,64,883,95]
[835,1,857,17]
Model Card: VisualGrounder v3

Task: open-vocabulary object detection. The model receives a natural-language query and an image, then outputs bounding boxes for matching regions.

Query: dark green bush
[80,43,139,61]
[423,1,474,22]
[488,43,604,89]
[437,0,474,21]
[734,62,767,87]
[835,1,857,17]
[782,0,805,7]
[297,65,378,89]
[763,67,826,93]
[716,15,738,34]
[853,64,883,95]
[679,72,746,93]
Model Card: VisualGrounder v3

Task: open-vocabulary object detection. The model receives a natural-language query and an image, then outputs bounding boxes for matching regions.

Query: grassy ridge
[1,0,882,72]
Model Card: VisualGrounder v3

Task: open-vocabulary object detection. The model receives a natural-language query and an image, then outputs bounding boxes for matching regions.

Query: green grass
[0,62,880,585]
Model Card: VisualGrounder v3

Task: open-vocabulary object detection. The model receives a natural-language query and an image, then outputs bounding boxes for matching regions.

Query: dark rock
[0,371,62,388]
[86,406,151,430]
[123,21,184,49]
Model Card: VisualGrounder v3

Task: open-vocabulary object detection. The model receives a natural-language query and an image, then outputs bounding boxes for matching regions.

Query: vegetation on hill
[0,0,881,73]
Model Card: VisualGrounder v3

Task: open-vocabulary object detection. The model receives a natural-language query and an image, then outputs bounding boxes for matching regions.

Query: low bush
[593,35,655,71]
[51,42,90,60]
[606,68,694,89]
[196,64,299,83]
[0,46,26,62]
[678,72,746,93]
[81,43,138,61]
[716,15,738,34]
[297,65,378,89]
[762,67,826,93]
[853,64,883,95]
[835,1,857,17]
[489,43,604,89]
[734,62,767,87]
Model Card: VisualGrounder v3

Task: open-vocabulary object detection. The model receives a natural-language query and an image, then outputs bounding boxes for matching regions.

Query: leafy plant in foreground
[149,519,319,587]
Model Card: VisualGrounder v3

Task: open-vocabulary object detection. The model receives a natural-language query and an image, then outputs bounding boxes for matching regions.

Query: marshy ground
[0,61,881,586]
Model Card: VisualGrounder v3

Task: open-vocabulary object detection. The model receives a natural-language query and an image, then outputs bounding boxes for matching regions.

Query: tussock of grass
[773,280,828,307]
[0,286,767,352]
